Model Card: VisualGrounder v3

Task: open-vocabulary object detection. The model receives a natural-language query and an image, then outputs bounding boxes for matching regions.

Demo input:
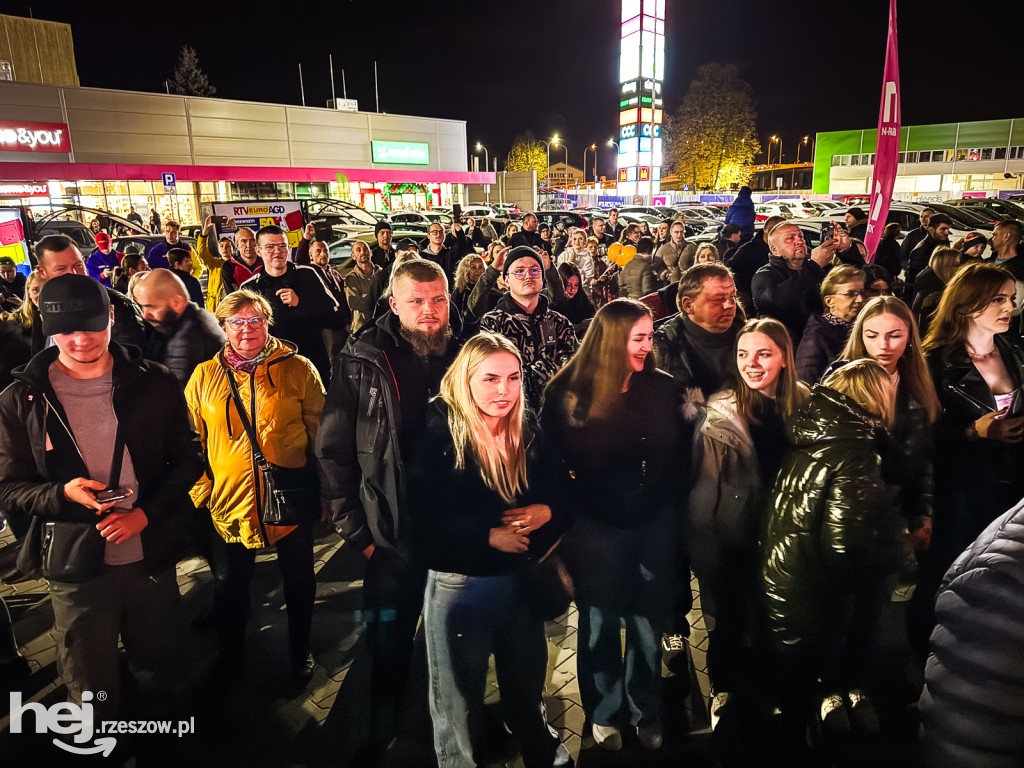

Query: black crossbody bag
[221,364,319,527]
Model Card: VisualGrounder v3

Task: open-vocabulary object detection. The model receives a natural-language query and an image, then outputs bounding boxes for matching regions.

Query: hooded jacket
[315,310,462,555]
[794,313,852,384]
[185,339,325,549]
[0,343,203,572]
[761,385,891,648]
[480,293,578,407]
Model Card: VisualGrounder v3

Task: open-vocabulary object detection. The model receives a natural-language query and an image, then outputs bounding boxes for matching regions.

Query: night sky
[11,0,1013,178]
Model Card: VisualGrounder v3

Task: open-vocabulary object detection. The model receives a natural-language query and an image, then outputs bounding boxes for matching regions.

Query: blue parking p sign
[162,172,177,195]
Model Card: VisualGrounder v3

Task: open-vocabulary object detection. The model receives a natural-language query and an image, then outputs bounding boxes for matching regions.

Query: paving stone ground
[0,524,922,767]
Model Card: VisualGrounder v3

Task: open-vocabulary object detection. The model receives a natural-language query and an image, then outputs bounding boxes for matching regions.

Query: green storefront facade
[813,118,1024,195]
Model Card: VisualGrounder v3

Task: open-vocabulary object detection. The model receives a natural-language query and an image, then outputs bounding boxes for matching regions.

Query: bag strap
[220,362,269,470]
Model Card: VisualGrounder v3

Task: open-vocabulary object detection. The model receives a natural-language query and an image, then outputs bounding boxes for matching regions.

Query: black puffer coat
[919,499,1024,768]
[761,384,892,648]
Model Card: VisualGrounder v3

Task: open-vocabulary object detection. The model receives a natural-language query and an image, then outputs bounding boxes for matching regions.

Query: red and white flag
[864,0,901,262]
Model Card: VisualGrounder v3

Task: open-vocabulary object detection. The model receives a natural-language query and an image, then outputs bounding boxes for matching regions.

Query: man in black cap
[479,246,578,404]
[0,274,202,720]
[0,257,26,312]
[371,220,396,270]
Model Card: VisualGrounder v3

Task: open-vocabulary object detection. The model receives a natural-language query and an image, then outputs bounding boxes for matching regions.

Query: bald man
[132,269,226,386]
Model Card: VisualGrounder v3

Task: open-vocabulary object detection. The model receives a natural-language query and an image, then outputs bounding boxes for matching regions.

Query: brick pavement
[1,525,920,767]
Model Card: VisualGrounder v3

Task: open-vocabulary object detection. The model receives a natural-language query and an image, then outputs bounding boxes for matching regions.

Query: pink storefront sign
[864,0,901,262]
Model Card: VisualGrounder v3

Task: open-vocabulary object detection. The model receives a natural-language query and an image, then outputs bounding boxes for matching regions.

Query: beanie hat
[374,220,392,236]
[502,246,545,284]
[961,232,987,253]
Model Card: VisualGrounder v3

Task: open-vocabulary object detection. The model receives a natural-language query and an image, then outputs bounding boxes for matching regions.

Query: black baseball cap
[39,274,111,336]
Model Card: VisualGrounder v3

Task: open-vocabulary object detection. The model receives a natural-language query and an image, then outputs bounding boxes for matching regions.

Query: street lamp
[770,135,782,167]
[539,136,558,187]
[583,143,596,189]
[475,143,489,204]
[552,137,569,190]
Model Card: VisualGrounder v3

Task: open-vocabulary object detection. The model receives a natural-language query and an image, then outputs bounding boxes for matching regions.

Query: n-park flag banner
[864,0,901,261]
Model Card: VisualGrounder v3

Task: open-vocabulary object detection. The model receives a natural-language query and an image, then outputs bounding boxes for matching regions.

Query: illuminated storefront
[617,0,665,199]
[0,83,491,227]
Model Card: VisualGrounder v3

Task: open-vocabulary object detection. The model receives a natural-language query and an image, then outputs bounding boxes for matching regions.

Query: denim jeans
[565,508,676,727]
[423,569,570,768]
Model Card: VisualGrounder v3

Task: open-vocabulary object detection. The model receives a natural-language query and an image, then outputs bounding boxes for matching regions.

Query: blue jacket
[86,249,121,287]
[725,187,756,238]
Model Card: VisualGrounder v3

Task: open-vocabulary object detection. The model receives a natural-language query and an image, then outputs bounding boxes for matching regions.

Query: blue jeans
[424,569,570,768]
[565,509,676,727]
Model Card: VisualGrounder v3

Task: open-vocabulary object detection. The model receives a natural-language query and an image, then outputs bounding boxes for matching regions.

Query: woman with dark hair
[862,264,894,300]
[873,222,903,279]
[912,261,1024,659]
[409,332,572,768]
[762,360,897,744]
[551,261,595,333]
[619,223,642,245]
[689,318,808,750]
[542,299,687,752]
[912,246,960,332]
[111,253,149,295]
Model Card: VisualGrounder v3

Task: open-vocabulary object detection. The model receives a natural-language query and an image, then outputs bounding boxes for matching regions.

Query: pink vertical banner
[864,0,901,262]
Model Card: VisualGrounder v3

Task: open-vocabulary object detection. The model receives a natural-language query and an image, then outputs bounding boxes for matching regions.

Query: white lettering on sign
[882,81,898,123]
[0,128,64,150]
[0,182,49,197]
[870,180,885,222]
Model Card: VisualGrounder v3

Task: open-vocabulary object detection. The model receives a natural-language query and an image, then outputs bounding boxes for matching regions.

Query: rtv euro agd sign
[0,121,71,153]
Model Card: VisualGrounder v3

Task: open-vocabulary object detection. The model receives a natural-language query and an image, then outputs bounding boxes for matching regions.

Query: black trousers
[209,521,316,659]
[362,547,428,747]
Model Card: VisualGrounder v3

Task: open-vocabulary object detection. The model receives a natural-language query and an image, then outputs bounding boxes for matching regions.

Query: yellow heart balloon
[621,245,637,264]
[607,242,622,260]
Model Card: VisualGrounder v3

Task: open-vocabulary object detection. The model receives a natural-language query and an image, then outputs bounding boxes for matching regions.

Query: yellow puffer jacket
[196,234,224,312]
[185,339,325,548]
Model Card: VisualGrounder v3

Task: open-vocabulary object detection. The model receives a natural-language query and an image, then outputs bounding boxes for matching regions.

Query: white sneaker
[637,719,663,750]
[592,723,622,751]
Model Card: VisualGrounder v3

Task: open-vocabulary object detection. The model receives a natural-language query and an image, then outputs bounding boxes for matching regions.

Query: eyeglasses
[511,267,542,278]
[834,290,866,299]
[428,229,444,235]
[259,243,289,251]
[226,316,269,329]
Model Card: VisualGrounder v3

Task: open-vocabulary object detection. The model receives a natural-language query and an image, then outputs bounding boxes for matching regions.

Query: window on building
[955,149,968,161]
[981,148,993,160]
[851,155,860,166]
[905,151,918,163]
[861,154,870,165]
[995,147,1007,160]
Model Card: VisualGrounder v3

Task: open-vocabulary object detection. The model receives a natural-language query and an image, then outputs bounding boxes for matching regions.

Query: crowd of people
[1,199,1023,768]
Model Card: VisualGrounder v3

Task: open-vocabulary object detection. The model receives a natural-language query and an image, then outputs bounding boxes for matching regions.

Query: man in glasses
[240,225,346,384]
[420,219,470,284]
[480,245,578,404]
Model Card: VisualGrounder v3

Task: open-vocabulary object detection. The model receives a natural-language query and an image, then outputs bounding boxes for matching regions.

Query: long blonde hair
[822,358,896,427]
[731,318,808,422]
[546,298,654,422]
[439,332,528,505]
[839,296,941,423]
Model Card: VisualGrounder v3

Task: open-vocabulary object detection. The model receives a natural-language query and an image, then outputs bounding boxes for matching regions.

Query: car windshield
[305,200,379,226]
[931,203,992,228]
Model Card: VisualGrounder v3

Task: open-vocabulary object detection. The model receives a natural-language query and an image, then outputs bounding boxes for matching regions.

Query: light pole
[539,136,559,188]
[793,136,810,189]
[770,135,781,167]
[552,137,569,198]
[583,144,596,191]
[607,139,619,189]
[475,143,489,204]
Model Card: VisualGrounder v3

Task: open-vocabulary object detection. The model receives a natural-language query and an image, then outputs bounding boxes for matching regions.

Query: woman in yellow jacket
[185,289,325,689]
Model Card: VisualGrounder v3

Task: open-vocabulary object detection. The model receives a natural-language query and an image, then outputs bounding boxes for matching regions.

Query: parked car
[387,211,454,227]
[531,210,589,233]
[944,197,1024,223]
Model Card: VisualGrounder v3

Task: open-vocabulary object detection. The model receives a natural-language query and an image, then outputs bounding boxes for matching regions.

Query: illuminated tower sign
[617,0,665,198]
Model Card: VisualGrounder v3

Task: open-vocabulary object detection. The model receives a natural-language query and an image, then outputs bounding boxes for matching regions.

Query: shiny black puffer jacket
[761,384,891,648]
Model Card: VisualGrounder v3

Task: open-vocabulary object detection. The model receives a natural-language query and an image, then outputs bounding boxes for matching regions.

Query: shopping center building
[813,117,1024,199]
[0,80,491,225]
